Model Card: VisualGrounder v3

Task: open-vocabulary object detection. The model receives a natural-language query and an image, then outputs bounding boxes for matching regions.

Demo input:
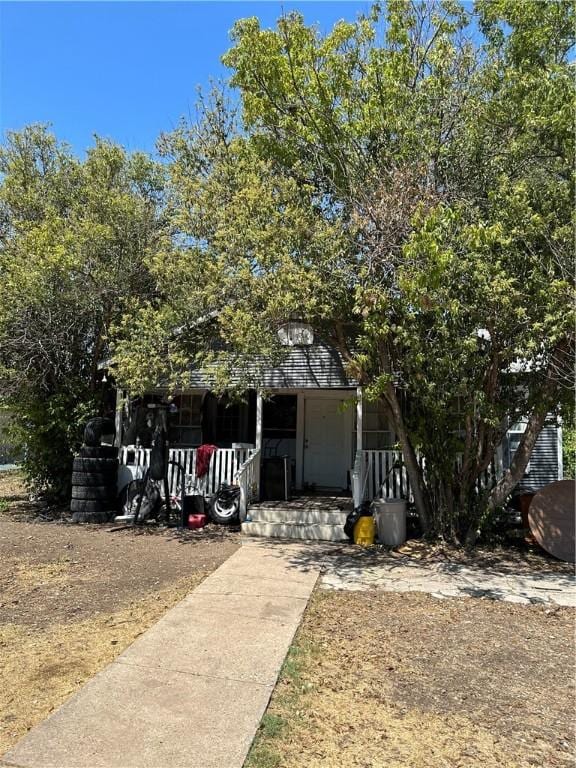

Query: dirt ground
[247,590,575,768]
[0,471,240,755]
[393,537,574,575]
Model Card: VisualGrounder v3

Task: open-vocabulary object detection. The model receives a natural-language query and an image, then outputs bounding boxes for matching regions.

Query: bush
[6,394,98,503]
[563,422,575,480]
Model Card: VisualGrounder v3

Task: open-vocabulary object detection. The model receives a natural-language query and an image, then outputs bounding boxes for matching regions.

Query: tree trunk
[464,368,560,547]
[488,409,549,509]
[384,384,431,533]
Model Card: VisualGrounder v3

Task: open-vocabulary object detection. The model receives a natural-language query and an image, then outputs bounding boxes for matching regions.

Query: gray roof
[189,340,355,390]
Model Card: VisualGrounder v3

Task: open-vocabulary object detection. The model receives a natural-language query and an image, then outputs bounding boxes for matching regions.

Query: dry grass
[247,590,575,768]
[0,470,240,755]
[0,573,208,754]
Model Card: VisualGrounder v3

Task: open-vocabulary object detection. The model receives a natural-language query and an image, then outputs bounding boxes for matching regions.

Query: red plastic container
[187,513,207,530]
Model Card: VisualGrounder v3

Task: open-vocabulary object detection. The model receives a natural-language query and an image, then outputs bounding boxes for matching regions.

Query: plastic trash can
[373,499,407,547]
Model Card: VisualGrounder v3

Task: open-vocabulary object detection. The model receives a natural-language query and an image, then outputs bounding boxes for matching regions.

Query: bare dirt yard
[247,589,575,768]
[0,471,239,755]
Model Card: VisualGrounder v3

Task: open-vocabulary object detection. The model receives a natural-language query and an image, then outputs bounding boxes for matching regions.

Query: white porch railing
[351,449,410,505]
[119,446,257,497]
[351,449,503,508]
[234,449,261,520]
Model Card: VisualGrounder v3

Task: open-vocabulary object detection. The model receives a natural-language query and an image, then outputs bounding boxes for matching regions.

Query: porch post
[254,390,263,501]
[255,390,263,450]
[356,386,363,452]
[114,388,124,448]
[557,422,564,480]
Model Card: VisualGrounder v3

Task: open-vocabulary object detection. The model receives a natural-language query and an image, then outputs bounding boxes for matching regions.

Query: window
[262,395,297,459]
[277,322,314,346]
[263,395,297,440]
[508,420,530,474]
[214,395,252,447]
[359,400,394,450]
[169,394,203,446]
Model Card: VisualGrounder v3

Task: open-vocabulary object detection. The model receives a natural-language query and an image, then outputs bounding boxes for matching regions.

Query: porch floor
[250,494,353,513]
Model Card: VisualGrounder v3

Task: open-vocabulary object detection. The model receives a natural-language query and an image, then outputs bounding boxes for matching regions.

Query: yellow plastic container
[353,515,376,546]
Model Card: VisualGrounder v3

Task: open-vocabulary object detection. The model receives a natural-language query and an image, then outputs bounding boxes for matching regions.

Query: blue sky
[0,1,373,157]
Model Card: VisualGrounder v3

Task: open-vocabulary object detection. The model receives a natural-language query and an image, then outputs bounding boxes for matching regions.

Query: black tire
[122,478,161,522]
[73,457,118,473]
[72,509,110,524]
[209,487,240,525]
[72,485,116,501]
[120,479,144,519]
[80,445,118,459]
[71,471,117,486]
[70,498,110,513]
[83,417,115,447]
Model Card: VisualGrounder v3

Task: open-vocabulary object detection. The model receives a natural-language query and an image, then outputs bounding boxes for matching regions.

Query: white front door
[303,398,349,489]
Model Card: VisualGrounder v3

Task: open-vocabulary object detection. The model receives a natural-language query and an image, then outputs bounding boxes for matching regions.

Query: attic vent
[278,322,314,347]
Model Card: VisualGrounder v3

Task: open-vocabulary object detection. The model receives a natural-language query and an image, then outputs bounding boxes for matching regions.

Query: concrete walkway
[1,541,321,768]
[318,550,576,606]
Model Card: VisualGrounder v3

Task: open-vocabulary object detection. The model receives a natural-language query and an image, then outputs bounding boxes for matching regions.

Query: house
[115,322,563,541]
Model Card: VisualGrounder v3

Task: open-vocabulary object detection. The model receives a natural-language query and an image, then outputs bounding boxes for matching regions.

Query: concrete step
[242,520,348,542]
[248,507,348,525]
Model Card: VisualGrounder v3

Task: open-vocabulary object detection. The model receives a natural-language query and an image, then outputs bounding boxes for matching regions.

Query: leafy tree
[114,2,574,542]
[562,405,575,481]
[0,125,165,499]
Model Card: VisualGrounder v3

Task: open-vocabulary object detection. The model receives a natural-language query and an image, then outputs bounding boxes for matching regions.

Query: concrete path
[318,551,576,606]
[1,541,321,768]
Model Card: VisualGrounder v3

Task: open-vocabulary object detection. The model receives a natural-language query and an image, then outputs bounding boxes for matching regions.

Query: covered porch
[117,385,408,522]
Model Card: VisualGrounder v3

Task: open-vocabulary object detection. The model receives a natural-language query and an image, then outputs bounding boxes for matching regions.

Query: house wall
[132,385,394,492]
[503,422,562,494]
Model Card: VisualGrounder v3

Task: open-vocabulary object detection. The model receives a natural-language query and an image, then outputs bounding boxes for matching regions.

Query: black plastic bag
[344,500,372,540]
[149,427,167,481]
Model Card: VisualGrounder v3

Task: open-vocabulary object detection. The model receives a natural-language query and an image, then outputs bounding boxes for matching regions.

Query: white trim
[255,391,263,450]
[356,386,363,452]
[263,387,356,396]
[140,387,209,397]
[557,423,564,480]
[114,389,124,447]
[295,392,305,488]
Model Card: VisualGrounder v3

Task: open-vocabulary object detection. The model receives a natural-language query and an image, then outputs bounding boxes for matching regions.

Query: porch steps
[242,502,350,542]
[242,520,348,542]
[247,506,347,526]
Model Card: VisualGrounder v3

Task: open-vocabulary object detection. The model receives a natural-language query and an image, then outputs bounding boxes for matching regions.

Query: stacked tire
[71,445,118,523]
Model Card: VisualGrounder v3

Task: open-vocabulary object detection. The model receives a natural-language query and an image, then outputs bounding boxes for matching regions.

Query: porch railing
[351,449,411,505]
[351,449,503,508]
[234,449,261,520]
[119,446,257,497]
